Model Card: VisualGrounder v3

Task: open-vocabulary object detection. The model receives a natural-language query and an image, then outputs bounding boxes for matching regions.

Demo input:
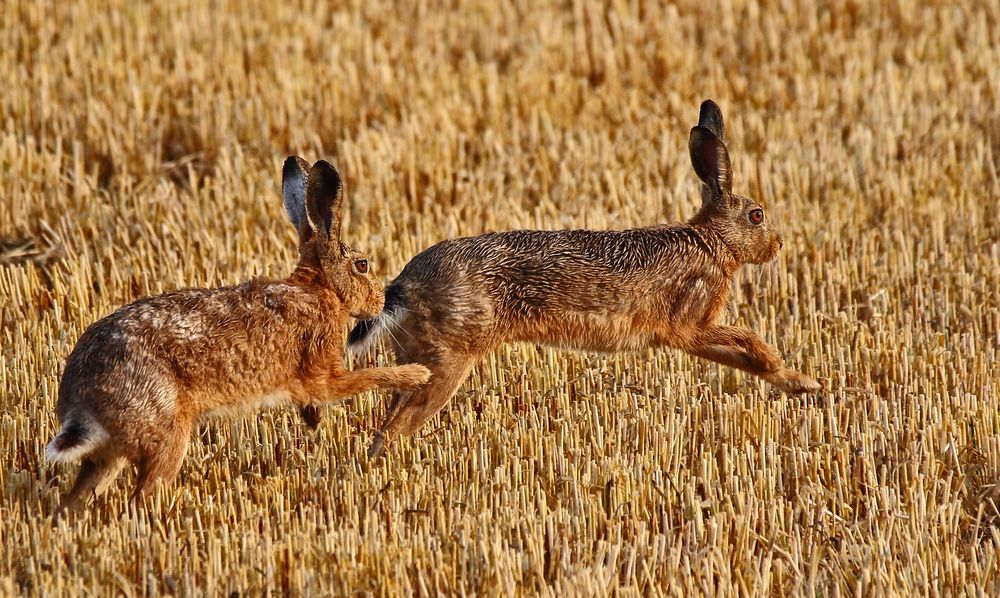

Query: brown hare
[46,157,430,515]
[349,100,821,458]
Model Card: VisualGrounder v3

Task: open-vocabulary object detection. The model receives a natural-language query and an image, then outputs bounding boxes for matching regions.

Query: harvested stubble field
[1,0,999,595]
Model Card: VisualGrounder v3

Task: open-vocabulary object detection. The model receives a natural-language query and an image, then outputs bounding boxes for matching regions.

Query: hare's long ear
[689,125,733,204]
[282,156,311,239]
[305,160,345,256]
[698,100,725,142]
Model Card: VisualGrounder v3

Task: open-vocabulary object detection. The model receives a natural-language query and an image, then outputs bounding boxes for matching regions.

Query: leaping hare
[46,157,431,515]
[346,100,821,458]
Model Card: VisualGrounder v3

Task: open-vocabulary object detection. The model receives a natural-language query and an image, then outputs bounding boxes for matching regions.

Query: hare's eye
[749,209,764,225]
[353,259,369,274]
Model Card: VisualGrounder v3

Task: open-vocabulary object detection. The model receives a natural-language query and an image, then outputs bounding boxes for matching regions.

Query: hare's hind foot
[53,454,126,519]
[367,432,388,460]
[766,368,821,394]
[370,354,476,459]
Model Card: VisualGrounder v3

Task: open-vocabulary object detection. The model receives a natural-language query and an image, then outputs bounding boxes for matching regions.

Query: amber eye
[353,259,369,274]
[749,208,764,225]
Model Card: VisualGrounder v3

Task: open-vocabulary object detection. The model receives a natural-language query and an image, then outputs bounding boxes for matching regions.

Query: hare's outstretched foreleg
[294,366,430,431]
[688,325,820,393]
[368,355,476,459]
[316,365,431,403]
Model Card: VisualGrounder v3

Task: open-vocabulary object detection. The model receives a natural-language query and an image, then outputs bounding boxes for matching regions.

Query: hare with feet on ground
[348,100,821,458]
[46,157,430,516]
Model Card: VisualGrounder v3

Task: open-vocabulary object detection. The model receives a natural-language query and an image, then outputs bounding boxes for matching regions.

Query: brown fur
[46,158,431,516]
[349,100,820,458]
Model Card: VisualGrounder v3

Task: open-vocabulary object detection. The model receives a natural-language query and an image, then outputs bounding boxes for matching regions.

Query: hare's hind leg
[131,419,193,505]
[687,325,820,394]
[54,453,126,517]
[369,353,476,459]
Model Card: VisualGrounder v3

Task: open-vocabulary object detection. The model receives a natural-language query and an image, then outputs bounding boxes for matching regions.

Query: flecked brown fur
[350,100,820,458]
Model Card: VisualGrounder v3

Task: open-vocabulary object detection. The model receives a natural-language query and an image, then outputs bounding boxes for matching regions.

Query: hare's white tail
[45,417,109,463]
[347,286,404,355]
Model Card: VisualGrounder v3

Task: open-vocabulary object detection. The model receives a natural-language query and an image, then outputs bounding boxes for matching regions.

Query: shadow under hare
[46,157,430,516]
[346,100,821,458]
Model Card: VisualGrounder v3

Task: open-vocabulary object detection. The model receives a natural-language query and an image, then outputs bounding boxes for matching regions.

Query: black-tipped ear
[305,160,344,245]
[282,156,311,232]
[698,100,725,142]
[689,126,733,198]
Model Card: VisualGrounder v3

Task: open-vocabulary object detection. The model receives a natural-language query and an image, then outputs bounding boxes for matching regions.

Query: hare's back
[404,228,669,274]
[395,228,681,319]
[59,281,331,406]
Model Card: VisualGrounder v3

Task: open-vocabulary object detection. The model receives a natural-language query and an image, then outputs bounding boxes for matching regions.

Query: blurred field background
[1,0,998,594]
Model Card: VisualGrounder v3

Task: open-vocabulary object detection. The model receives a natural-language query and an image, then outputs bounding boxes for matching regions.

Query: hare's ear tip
[312,159,338,173]
[700,100,723,117]
[310,160,342,183]
[283,155,309,179]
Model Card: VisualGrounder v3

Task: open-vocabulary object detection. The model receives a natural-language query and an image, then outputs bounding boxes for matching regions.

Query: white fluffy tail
[347,291,404,356]
[45,418,109,463]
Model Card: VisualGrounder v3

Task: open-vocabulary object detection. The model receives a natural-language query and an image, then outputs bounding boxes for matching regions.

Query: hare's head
[688,100,782,265]
[282,157,384,318]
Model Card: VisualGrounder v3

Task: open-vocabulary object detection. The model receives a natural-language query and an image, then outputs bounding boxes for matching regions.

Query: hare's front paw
[769,369,821,394]
[395,364,432,390]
